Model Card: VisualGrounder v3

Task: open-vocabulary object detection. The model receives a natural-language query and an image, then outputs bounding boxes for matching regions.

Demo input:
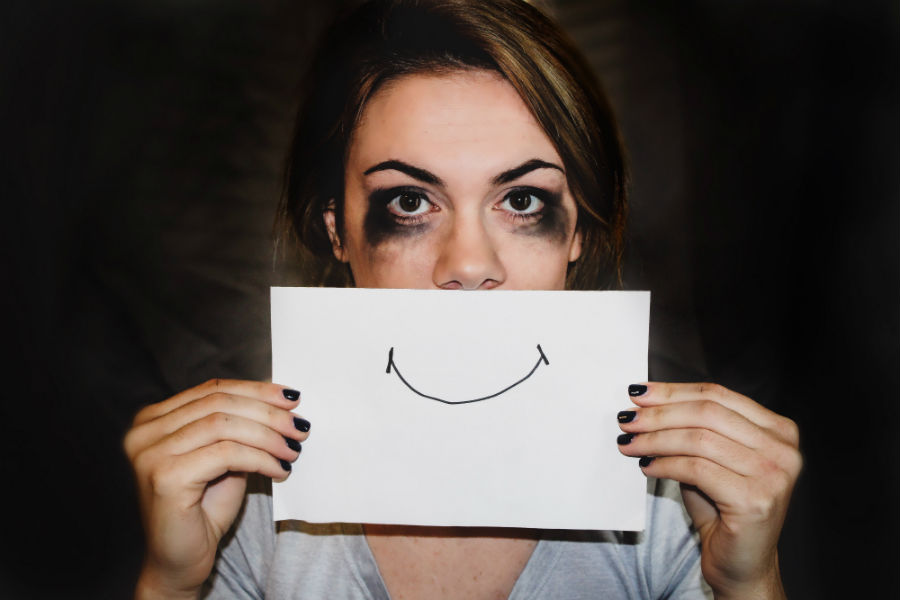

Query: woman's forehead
[347,70,563,182]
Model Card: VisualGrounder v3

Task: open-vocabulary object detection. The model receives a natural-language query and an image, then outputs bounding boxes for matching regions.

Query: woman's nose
[432,215,506,290]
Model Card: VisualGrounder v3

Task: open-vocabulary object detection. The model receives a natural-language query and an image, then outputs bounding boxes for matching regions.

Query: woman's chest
[365,529,539,600]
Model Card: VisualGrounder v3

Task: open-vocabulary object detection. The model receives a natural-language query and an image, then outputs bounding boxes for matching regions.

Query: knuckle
[783,448,804,478]
[131,448,153,475]
[167,425,188,449]
[122,429,139,459]
[697,399,720,420]
[778,416,800,446]
[202,378,234,395]
[773,468,795,495]
[688,428,703,445]
[761,443,803,482]
[131,404,153,427]
[207,411,233,431]
[690,429,712,451]
[209,391,230,405]
[685,457,705,481]
[747,491,777,519]
[147,459,179,496]
[213,439,241,461]
[699,382,725,398]
[217,377,239,390]
[199,391,231,412]
[792,449,804,476]
[758,455,782,477]
[264,403,281,424]
[194,393,215,413]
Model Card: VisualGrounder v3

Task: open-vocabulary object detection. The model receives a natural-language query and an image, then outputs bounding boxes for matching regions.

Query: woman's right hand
[123,379,309,599]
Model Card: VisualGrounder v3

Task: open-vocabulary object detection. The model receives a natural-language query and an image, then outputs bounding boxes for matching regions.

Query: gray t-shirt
[202,476,712,599]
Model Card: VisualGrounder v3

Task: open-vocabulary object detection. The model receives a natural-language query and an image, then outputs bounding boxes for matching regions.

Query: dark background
[1,0,897,597]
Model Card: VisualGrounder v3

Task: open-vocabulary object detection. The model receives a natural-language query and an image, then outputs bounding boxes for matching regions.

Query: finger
[640,454,795,529]
[156,412,302,464]
[637,455,750,514]
[134,379,300,425]
[618,427,766,477]
[127,392,310,458]
[619,399,772,453]
[187,441,293,485]
[628,382,799,446]
[617,401,804,483]
[142,441,293,501]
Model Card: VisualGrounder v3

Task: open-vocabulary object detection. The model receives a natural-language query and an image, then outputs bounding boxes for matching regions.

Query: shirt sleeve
[200,475,275,600]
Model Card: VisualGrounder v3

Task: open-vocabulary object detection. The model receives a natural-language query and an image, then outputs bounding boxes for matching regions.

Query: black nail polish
[617,433,635,445]
[617,410,637,423]
[279,459,292,472]
[284,436,302,452]
[293,417,311,432]
[639,456,655,468]
[628,384,648,397]
[283,389,301,401]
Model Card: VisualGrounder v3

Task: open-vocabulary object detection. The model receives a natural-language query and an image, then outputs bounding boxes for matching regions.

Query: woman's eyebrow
[363,160,444,186]
[492,159,564,185]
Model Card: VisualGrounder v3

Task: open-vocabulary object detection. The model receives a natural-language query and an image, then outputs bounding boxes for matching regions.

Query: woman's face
[326,69,581,290]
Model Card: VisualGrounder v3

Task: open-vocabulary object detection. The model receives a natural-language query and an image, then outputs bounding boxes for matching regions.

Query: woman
[124,1,801,598]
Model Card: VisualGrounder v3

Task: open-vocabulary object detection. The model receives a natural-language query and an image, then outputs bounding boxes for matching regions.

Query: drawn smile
[385,344,549,405]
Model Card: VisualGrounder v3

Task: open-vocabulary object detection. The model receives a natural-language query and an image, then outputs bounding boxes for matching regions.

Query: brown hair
[280,0,628,290]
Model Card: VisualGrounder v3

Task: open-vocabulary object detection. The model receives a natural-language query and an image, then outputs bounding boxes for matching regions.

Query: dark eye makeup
[364,186,433,245]
[498,186,568,242]
[362,185,569,246]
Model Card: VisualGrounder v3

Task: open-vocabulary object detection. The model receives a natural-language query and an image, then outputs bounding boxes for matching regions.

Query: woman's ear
[567,227,583,263]
[323,201,349,263]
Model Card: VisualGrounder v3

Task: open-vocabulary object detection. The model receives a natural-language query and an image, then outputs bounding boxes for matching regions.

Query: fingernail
[283,389,301,401]
[617,410,637,423]
[617,433,635,445]
[284,436,302,452]
[293,417,311,432]
[279,459,292,472]
[639,456,655,468]
[628,384,648,397]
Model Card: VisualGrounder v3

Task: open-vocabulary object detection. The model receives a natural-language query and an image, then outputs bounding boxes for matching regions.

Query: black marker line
[385,344,549,405]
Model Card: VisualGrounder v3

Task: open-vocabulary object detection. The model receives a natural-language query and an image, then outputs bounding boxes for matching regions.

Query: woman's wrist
[135,563,201,600]
[711,556,786,600]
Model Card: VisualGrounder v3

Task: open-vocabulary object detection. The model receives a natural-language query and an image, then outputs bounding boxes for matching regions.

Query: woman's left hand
[616,382,802,600]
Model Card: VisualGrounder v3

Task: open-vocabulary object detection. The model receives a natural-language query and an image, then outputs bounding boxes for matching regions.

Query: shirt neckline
[338,524,563,600]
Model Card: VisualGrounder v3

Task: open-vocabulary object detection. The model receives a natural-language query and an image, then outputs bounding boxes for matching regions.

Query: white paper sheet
[271,287,649,531]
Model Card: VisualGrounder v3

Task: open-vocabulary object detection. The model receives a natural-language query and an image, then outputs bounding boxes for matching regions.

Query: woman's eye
[387,191,432,216]
[499,190,544,215]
